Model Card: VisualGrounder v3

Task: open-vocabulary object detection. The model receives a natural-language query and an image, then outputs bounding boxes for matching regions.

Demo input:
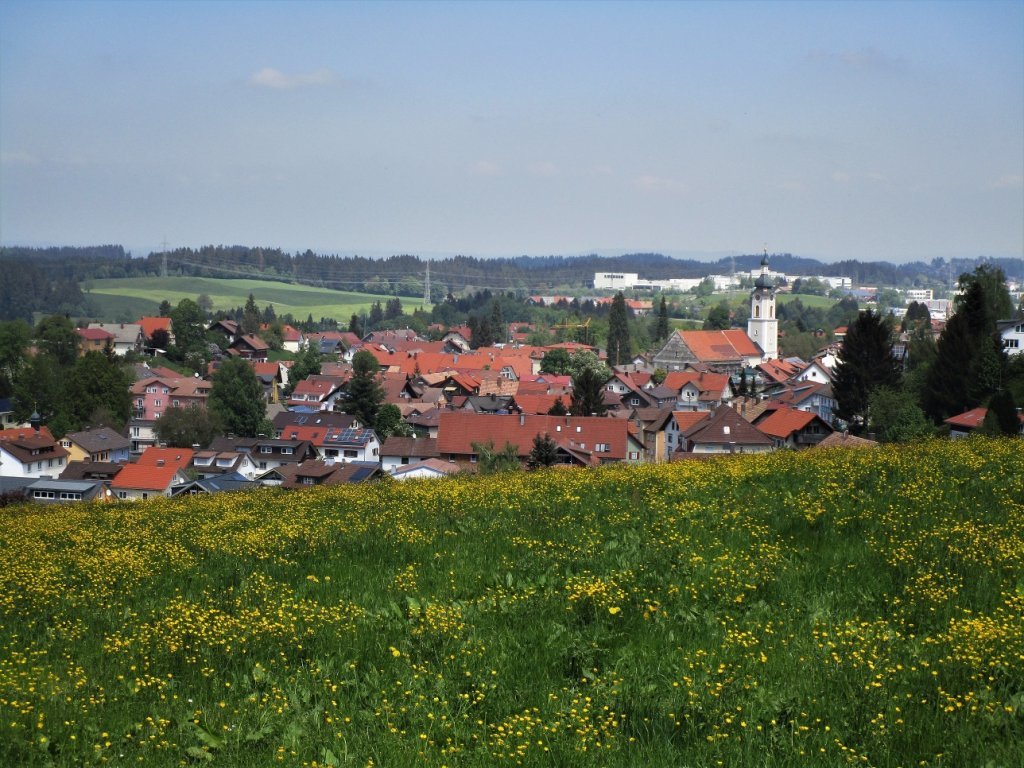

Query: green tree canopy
[65,352,133,431]
[703,301,732,331]
[210,356,270,438]
[35,314,78,367]
[570,366,608,417]
[342,350,385,429]
[472,440,520,474]
[169,298,207,354]
[153,403,224,448]
[655,295,670,341]
[526,432,560,469]
[867,387,933,443]
[539,348,571,375]
[606,293,631,367]
[285,343,323,397]
[833,310,901,429]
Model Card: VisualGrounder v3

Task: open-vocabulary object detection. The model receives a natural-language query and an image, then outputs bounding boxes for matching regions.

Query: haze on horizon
[1,0,1022,265]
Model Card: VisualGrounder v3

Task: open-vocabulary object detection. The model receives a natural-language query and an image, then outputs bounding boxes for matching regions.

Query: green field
[2,439,1022,767]
[82,277,404,322]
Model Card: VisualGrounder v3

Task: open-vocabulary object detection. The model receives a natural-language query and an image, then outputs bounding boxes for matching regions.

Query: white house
[0,428,69,479]
[998,320,1024,356]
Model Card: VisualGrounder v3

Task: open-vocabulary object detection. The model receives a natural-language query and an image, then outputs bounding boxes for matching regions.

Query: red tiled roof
[672,411,711,432]
[76,327,116,341]
[138,316,172,339]
[679,329,762,361]
[110,463,179,491]
[755,407,821,439]
[944,408,987,429]
[136,447,194,470]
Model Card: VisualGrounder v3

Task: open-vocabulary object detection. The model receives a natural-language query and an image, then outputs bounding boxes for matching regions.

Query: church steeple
[747,249,778,360]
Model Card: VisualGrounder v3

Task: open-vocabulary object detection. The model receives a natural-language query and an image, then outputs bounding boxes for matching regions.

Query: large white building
[593,272,639,290]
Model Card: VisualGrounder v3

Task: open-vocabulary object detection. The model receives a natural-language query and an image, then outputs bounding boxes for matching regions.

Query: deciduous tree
[210,356,271,438]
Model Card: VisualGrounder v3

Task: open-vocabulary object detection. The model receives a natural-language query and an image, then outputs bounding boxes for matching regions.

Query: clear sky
[1,0,1022,263]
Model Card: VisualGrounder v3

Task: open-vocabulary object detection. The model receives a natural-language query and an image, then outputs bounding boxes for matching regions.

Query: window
[302,476,316,485]
[118,491,127,499]
[154,400,161,407]
[259,462,267,470]
[59,492,81,500]
[754,305,760,318]
[1005,339,1020,349]
[401,457,409,465]
[280,447,293,455]
[172,399,179,407]
[261,446,272,454]
[132,427,140,437]
[33,490,55,499]
[146,386,156,393]
[343,449,358,458]
[142,493,148,500]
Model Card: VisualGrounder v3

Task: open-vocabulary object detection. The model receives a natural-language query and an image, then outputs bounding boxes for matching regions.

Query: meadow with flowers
[1,438,1022,767]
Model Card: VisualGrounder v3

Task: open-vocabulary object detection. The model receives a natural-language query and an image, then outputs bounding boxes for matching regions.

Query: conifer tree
[607,292,631,367]
[833,309,901,429]
[342,350,385,429]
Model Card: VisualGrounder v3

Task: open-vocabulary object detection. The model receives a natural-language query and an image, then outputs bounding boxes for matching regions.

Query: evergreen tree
[0,320,31,398]
[570,366,608,417]
[210,356,270,437]
[348,313,364,337]
[655,295,670,341]
[158,299,172,317]
[490,300,506,344]
[368,302,384,330]
[547,397,569,416]
[242,293,261,335]
[606,293,631,367]
[833,310,901,429]
[342,350,385,429]
[527,432,560,469]
[981,390,1020,436]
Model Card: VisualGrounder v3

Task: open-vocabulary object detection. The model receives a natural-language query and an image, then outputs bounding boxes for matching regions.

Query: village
[1,257,1022,505]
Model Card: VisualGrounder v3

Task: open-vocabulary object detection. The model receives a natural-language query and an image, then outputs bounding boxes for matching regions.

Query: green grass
[2,439,1023,767]
[82,276,402,323]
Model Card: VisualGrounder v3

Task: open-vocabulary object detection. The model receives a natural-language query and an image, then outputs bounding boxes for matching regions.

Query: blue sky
[1,0,1021,263]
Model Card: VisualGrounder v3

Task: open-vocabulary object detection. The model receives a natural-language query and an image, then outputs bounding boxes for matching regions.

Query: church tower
[747,251,778,360]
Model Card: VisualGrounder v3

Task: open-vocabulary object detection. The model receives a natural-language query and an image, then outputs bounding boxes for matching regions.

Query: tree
[567,349,610,381]
[242,293,261,335]
[472,440,520,474]
[0,319,30,397]
[348,313,364,337]
[539,348,571,375]
[703,301,732,331]
[490,300,506,344]
[35,314,78,367]
[169,298,207,354]
[980,390,1019,436]
[375,403,411,440]
[385,298,403,320]
[154,404,224,448]
[957,264,1013,326]
[11,353,68,435]
[285,343,323,396]
[158,299,172,317]
[527,432,560,469]
[570,366,607,417]
[149,328,171,352]
[655,295,670,341]
[65,352,133,430]
[606,293,631,367]
[196,294,214,316]
[547,397,569,416]
[901,301,931,332]
[867,387,933,443]
[342,350,385,429]
[368,302,384,330]
[210,356,271,438]
[833,310,901,429]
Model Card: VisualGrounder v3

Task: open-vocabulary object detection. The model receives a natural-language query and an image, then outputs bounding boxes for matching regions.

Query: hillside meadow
[82,277,401,323]
[1,439,1022,767]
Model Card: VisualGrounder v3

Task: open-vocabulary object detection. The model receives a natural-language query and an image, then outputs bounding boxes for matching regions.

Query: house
[661,371,734,411]
[631,407,675,463]
[767,381,837,424]
[131,376,211,421]
[794,360,833,385]
[286,376,347,411]
[753,406,834,449]
[60,427,131,464]
[461,394,515,414]
[126,418,158,456]
[652,329,765,372]
[86,323,144,356]
[75,327,115,355]
[406,408,443,438]
[228,334,270,362]
[279,460,382,488]
[250,361,286,403]
[260,323,304,353]
[998,319,1024,356]
[137,446,195,471]
[24,478,108,504]
[674,406,773,456]
[59,460,125,483]
[138,316,174,348]
[273,410,359,437]
[0,426,69,479]
[310,427,381,464]
[665,411,712,456]
[109,463,189,500]
[436,412,644,467]
[0,398,23,429]
[380,436,440,472]
[190,450,259,479]
[206,436,316,476]
[170,472,257,497]
[390,458,462,481]
[943,407,1024,438]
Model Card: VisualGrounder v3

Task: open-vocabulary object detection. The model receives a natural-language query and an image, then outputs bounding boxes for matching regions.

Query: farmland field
[1,439,1022,766]
[82,277,403,322]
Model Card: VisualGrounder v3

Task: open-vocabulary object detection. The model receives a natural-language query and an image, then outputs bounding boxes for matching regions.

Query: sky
[1,1,1022,264]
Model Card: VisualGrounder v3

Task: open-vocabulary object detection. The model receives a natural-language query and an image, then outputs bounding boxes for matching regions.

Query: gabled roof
[171,473,256,496]
[87,323,143,344]
[755,407,832,440]
[109,463,180,491]
[678,329,763,362]
[273,411,357,431]
[136,446,194,470]
[64,427,130,454]
[510,393,566,415]
[231,334,269,352]
[390,458,461,478]
[944,407,988,430]
[60,461,125,481]
[816,432,878,449]
[279,460,381,488]
[680,406,772,448]
[770,381,834,408]
[379,436,439,458]
[138,316,172,339]
[75,327,115,341]
[671,411,711,432]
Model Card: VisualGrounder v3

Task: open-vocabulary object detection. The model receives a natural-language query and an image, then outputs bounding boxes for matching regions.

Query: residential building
[75,327,115,355]
[109,463,188,500]
[674,406,773,455]
[0,426,69,479]
[998,319,1024,356]
[753,406,834,449]
[25,478,107,504]
[390,458,462,481]
[86,323,144,356]
[380,436,440,472]
[60,427,131,464]
[279,460,382,488]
